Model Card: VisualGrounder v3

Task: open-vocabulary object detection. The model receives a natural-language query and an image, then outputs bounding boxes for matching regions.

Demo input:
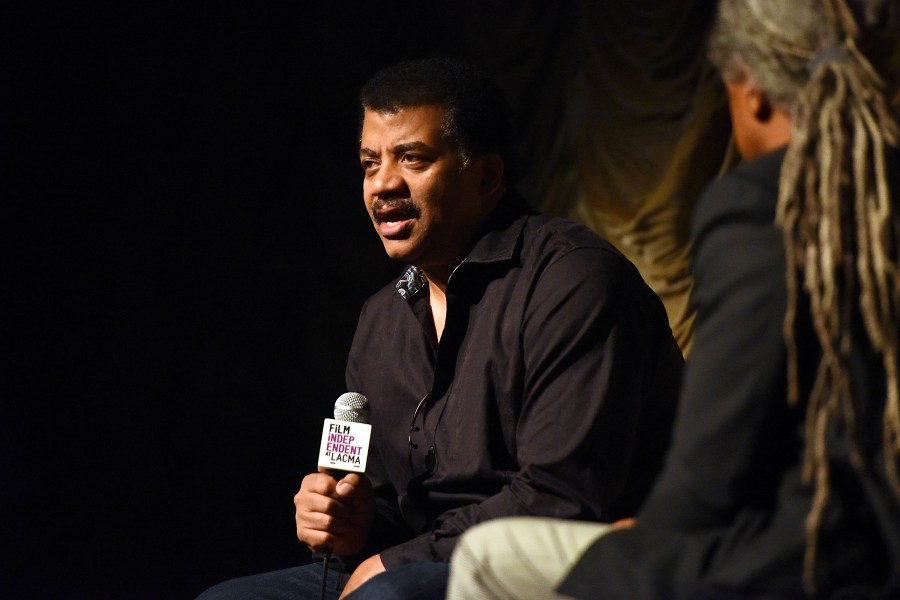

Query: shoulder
[518,213,661,315]
[687,150,788,321]
[691,148,785,245]
[521,212,628,274]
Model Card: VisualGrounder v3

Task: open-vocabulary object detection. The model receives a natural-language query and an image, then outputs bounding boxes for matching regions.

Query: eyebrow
[359,141,434,159]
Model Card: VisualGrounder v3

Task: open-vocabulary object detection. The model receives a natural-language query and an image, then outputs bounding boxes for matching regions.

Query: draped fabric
[445,0,737,355]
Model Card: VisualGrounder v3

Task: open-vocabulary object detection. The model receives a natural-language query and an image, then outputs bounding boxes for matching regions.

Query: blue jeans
[195,561,449,600]
[196,564,348,600]
[348,561,448,600]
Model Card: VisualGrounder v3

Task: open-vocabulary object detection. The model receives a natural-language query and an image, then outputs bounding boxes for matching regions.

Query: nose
[369,160,405,197]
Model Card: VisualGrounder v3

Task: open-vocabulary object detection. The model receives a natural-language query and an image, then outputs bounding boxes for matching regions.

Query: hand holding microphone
[294,393,375,557]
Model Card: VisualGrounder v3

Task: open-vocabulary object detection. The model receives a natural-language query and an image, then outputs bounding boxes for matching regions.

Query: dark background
[3,2,578,598]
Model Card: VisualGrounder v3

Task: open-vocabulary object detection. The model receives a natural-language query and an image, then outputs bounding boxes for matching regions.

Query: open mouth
[373,201,419,237]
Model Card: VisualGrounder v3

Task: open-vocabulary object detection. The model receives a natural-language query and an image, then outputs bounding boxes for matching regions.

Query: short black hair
[359,56,517,182]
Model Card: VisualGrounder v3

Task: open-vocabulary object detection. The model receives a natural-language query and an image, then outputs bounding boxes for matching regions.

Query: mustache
[372,198,419,223]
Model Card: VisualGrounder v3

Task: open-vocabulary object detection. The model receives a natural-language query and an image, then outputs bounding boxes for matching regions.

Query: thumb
[335,473,360,497]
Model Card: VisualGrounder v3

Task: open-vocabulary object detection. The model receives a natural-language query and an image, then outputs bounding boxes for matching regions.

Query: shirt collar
[396,265,429,300]
[393,192,533,300]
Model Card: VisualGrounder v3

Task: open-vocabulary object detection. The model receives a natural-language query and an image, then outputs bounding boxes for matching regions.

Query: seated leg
[195,563,346,600]
[447,517,611,600]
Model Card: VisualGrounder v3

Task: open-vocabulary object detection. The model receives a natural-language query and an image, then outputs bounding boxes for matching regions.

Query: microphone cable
[319,550,331,600]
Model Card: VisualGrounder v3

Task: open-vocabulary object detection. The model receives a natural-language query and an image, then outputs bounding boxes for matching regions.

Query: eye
[360,158,379,173]
[401,153,427,167]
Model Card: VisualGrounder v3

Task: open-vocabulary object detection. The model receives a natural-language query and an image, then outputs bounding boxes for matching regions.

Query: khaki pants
[447,517,612,599]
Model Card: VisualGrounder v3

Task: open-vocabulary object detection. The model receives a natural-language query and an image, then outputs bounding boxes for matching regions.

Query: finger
[611,517,636,530]
[294,489,356,521]
[300,472,338,496]
[297,512,363,537]
[297,519,368,554]
[297,526,337,552]
[295,510,353,547]
[335,474,359,497]
[333,473,373,498]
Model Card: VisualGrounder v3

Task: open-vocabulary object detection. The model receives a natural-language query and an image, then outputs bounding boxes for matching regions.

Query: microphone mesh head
[334,392,369,423]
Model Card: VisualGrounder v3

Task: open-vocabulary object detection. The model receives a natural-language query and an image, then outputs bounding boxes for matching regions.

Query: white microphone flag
[317,418,372,473]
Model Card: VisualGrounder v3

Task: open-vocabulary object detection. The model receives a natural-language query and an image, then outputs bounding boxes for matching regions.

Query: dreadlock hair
[708,0,900,592]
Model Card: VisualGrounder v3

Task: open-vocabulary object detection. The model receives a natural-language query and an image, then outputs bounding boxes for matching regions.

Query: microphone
[315,393,372,599]
[317,392,372,475]
[333,391,369,424]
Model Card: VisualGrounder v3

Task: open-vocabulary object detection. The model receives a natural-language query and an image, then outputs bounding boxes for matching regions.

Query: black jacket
[559,149,900,599]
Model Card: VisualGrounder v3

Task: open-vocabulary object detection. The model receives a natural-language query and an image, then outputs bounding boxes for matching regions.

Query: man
[447,1,900,598]
[198,56,683,600]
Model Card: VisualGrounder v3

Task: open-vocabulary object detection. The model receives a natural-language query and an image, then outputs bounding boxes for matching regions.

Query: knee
[194,579,234,600]
[455,520,494,565]
[455,517,526,566]
[351,561,449,599]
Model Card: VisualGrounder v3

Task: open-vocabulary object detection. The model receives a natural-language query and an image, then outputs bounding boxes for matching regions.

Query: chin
[380,239,418,264]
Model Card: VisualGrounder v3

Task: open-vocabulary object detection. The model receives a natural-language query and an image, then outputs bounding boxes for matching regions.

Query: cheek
[362,178,376,201]
[730,113,757,161]
[724,81,754,160]
[409,178,444,216]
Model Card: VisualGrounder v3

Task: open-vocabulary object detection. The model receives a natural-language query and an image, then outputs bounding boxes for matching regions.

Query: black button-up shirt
[346,194,683,567]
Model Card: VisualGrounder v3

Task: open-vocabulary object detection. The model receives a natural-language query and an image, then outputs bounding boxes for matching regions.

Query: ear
[477,153,505,196]
[747,87,774,122]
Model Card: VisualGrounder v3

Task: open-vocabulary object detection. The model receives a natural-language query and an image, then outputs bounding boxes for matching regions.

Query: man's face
[359,105,489,282]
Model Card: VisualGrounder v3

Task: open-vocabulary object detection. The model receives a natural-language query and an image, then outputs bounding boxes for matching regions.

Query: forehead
[360,105,448,151]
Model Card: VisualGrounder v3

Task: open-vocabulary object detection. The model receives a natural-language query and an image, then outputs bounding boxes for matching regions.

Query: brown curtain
[446,0,736,355]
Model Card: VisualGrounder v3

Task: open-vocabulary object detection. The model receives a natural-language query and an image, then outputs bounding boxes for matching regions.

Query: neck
[744,105,793,161]
[757,107,792,158]
[427,277,447,343]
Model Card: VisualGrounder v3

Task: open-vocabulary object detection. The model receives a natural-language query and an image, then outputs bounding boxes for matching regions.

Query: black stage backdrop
[3,2,624,598]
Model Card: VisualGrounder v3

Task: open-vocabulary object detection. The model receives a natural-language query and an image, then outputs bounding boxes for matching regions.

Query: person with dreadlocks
[444,0,900,597]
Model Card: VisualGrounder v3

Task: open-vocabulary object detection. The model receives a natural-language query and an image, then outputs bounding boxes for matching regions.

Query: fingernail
[336,481,353,496]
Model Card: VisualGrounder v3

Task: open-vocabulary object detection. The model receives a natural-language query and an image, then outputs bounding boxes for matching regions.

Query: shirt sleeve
[380,245,683,565]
